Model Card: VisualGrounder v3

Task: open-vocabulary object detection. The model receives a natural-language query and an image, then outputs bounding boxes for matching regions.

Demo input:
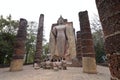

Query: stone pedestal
[10,18,27,71]
[79,11,97,73]
[96,0,120,79]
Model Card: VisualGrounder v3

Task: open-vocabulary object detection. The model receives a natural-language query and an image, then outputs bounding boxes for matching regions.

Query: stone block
[10,59,24,71]
[82,57,97,73]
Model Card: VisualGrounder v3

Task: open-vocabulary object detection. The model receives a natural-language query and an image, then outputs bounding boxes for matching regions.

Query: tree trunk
[9,18,27,71]
[96,0,120,79]
[34,14,44,68]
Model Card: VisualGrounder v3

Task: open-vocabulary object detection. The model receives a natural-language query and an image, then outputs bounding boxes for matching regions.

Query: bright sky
[0,0,99,42]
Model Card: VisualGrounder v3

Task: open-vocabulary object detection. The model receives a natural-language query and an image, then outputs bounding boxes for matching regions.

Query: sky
[0,0,99,42]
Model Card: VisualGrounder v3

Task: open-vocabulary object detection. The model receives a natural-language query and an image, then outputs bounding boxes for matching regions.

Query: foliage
[0,15,18,65]
[0,15,37,65]
[24,21,47,64]
[24,21,37,64]
[43,43,49,55]
[41,42,49,61]
[92,31,105,63]
[91,15,106,63]
[0,15,18,34]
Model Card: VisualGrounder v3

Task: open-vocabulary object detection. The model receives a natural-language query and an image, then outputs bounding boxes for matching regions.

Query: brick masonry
[34,14,44,64]
[78,11,97,73]
[96,0,120,79]
[10,18,27,71]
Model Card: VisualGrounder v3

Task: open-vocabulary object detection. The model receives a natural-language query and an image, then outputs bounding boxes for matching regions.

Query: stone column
[10,18,27,71]
[79,11,97,73]
[34,14,44,68]
[76,31,82,64]
[96,0,120,79]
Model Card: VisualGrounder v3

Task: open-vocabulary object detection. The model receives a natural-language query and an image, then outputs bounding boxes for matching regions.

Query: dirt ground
[0,65,110,80]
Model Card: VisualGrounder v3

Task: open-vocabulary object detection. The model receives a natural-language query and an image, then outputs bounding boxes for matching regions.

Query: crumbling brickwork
[10,18,27,71]
[96,0,120,79]
[78,11,97,73]
[34,14,44,66]
[76,31,82,61]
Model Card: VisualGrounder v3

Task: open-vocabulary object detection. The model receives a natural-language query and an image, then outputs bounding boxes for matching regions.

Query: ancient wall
[79,11,97,73]
[96,0,120,79]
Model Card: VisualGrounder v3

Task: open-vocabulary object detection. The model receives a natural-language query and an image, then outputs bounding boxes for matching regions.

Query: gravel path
[0,65,110,80]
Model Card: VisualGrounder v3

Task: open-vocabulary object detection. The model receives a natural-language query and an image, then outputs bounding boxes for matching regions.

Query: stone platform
[0,65,110,80]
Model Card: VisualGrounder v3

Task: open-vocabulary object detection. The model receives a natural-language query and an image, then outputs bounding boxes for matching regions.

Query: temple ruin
[1,0,120,80]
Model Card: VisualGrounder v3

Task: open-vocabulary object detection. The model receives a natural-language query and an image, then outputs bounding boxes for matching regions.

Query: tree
[42,42,49,60]
[0,15,18,66]
[0,15,18,34]
[91,15,106,63]
[25,21,37,64]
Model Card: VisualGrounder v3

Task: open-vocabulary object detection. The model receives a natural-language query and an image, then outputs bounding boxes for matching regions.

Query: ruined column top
[78,11,88,17]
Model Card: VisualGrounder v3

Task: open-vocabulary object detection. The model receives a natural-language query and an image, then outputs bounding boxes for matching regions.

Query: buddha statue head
[57,15,64,25]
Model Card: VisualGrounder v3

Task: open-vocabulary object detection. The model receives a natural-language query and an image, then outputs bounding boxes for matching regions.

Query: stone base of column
[10,59,24,71]
[82,57,97,74]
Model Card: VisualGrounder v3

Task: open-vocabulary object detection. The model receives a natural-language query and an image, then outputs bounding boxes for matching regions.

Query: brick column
[34,14,44,68]
[10,18,27,71]
[76,31,82,62]
[96,0,120,79]
[79,11,97,73]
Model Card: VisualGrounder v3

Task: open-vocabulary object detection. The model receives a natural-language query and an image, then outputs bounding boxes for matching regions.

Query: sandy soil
[0,65,110,80]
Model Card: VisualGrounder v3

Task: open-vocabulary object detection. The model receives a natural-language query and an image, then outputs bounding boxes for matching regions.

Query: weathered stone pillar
[96,0,120,79]
[34,14,44,68]
[79,11,97,73]
[10,18,27,71]
[76,31,82,65]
